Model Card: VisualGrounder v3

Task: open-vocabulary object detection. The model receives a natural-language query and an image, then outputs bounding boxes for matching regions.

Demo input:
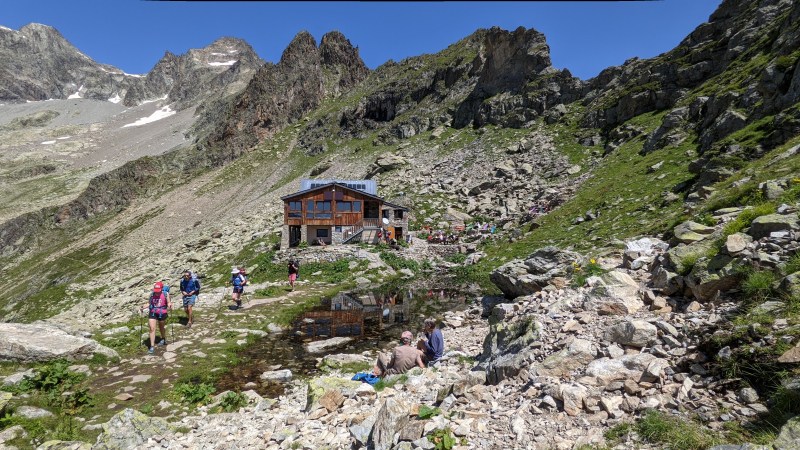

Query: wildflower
[589,258,596,265]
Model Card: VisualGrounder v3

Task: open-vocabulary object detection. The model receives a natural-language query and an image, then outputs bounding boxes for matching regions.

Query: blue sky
[3,1,721,80]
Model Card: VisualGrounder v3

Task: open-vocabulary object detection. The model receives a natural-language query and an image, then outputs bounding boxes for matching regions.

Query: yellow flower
[590,258,596,264]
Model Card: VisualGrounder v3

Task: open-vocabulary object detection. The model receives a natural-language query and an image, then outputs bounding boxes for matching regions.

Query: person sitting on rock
[373,330,424,377]
[417,317,444,365]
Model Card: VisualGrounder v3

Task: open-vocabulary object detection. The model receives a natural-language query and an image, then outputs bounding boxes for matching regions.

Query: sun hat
[232,268,240,274]
[153,281,163,292]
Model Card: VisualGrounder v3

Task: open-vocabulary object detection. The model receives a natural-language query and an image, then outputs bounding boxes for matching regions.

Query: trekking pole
[219,286,228,313]
[138,307,144,348]
[170,311,175,344]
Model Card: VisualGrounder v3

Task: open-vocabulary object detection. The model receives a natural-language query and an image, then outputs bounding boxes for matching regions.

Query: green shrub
[677,253,701,276]
[173,382,216,405]
[380,251,420,273]
[722,203,775,238]
[444,253,467,264]
[417,405,441,419]
[782,253,800,276]
[427,428,457,450]
[374,373,408,392]
[216,391,248,412]
[255,285,285,297]
[571,258,607,287]
[18,360,86,401]
[695,213,717,227]
[634,410,721,450]
[741,270,777,303]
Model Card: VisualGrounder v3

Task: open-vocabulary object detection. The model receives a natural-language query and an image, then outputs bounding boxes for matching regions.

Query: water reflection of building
[294,291,412,339]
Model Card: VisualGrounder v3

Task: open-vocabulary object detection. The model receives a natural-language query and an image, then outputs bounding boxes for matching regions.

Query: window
[288,201,302,218]
[337,201,352,212]
[315,201,331,219]
[353,201,361,212]
[316,228,329,238]
[306,200,314,219]
[394,209,404,219]
[382,210,390,219]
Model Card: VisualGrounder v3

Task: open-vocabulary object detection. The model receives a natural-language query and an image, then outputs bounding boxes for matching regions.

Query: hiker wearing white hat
[230,267,247,309]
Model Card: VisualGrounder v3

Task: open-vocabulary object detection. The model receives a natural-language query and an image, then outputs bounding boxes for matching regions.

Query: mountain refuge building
[280,179,409,248]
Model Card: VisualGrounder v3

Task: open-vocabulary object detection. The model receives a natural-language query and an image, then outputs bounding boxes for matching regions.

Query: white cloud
[122,106,176,128]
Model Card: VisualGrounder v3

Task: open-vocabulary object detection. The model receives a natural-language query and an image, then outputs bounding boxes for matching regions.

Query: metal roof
[280,181,409,210]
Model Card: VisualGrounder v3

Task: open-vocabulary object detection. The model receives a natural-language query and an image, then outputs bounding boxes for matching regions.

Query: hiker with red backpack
[140,281,173,354]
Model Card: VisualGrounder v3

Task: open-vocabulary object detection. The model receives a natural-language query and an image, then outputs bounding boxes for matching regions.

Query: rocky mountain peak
[201,29,368,154]
[320,31,369,93]
[122,36,265,108]
[279,31,321,67]
[186,36,262,69]
[476,26,553,93]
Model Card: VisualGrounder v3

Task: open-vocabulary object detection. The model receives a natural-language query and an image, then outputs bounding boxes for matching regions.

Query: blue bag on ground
[351,372,380,385]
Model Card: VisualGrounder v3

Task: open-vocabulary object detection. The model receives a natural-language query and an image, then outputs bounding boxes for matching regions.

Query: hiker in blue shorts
[179,270,200,328]
[230,268,247,310]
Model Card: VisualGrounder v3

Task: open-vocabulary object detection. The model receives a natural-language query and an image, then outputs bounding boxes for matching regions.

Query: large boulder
[367,154,409,177]
[0,392,11,414]
[368,397,411,450]
[685,254,744,301]
[0,323,118,363]
[651,266,684,296]
[604,320,657,348]
[779,272,800,299]
[304,337,353,353]
[92,409,173,450]
[673,221,716,244]
[774,416,800,450]
[622,237,668,270]
[748,213,799,240]
[490,247,581,298]
[585,353,657,386]
[586,271,644,314]
[664,240,715,274]
[481,317,539,384]
[305,376,362,412]
[534,338,596,377]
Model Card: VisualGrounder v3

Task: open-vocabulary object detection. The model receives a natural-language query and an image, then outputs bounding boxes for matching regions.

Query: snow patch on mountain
[122,106,175,128]
[108,93,122,104]
[208,60,237,66]
[67,86,84,99]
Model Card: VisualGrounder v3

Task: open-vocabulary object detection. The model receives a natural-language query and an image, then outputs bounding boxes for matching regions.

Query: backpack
[149,292,168,315]
[192,273,201,295]
[231,274,244,287]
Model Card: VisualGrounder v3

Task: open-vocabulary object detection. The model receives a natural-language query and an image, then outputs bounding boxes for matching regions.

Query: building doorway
[289,225,301,247]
